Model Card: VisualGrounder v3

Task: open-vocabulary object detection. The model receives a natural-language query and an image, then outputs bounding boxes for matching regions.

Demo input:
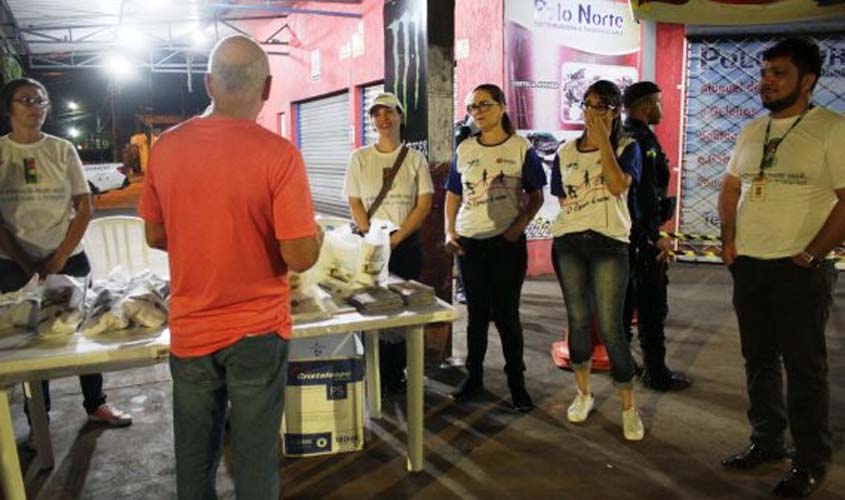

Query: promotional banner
[631,0,845,25]
[504,0,642,238]
[384,0,429,157]
[681,35,845,237]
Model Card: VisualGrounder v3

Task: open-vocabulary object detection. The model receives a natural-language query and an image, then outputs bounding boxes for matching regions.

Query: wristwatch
[799,250,822,268]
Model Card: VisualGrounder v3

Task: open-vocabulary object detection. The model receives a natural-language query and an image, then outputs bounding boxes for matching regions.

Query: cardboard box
[281,333,365,457]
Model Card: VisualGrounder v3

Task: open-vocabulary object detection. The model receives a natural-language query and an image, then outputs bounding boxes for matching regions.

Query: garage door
[297,92,351,217]
[361,83,384,146]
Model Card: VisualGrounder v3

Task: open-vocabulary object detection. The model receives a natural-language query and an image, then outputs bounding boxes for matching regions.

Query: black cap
[623,82,661,109]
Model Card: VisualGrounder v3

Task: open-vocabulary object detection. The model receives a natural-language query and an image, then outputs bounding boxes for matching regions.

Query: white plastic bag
[122,270,169,328]
[81,268,131,336]
[355,220,391,286]
[291,284,338,321]
[0,275,41,332]
[325,224,362,282]
[37,274,86,337]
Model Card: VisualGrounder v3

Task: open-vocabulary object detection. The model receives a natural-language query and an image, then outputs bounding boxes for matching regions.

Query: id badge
[750,176,767,202]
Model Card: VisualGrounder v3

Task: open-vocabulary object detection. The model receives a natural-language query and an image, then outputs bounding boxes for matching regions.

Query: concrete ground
[4,264,844,500]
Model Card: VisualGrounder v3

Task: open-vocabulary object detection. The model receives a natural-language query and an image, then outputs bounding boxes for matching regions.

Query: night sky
[23,67,211,162]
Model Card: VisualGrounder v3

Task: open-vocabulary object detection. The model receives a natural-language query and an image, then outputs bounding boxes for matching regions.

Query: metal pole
[111,81,120,162]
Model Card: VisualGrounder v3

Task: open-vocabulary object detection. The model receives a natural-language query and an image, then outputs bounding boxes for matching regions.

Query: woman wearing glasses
[550,80,644,440]
[0,78,132,439]
[445,84,546,412]
[344,92,434,394]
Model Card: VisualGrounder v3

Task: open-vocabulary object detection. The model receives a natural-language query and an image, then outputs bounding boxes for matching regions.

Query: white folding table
[0,299,457,500]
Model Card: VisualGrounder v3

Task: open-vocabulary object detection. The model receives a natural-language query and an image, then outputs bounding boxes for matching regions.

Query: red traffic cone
[550,316,610,371]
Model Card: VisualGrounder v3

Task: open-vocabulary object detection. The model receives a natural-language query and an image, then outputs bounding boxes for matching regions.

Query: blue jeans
[169,333,289,500]
[553,231,635,387]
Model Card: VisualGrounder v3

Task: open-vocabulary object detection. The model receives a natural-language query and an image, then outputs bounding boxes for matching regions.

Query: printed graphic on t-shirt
[0,159,68,204]
[23,158,38,184]
[550,139,640,242]
[363,189,416,210]
[560,157,611,217]
[462,162,522,210]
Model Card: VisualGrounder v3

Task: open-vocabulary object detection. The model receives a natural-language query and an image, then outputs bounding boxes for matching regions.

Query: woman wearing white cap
[343,92,434,393]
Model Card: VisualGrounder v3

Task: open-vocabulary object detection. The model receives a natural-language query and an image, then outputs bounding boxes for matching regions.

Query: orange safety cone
[550,316,610,371]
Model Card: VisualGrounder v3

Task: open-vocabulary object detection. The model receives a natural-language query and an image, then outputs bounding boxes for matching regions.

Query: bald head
[205,36,271,119]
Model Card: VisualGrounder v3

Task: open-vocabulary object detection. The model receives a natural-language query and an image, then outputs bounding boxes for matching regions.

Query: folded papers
[347,286,404,314]
[387,280,436,307]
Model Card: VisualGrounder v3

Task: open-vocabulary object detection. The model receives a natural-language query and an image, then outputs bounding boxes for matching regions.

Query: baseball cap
[368,92,404,115]
[623,82,661,109]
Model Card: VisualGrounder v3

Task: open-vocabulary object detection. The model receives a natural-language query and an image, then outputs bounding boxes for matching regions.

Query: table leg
[25,381,54,471]
[405,325,424,472]
[364,330,382,419]
[0,389,26,500]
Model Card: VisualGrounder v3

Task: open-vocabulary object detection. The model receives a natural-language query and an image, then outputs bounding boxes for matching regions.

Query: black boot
[507,373,534,412]
[451,375,483,401]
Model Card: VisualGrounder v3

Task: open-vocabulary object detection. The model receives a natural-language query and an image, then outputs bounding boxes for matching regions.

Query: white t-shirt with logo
[0,134,90,260]
[549,138,642,243]
[446,134,547,239]
[343,144,434,229]
[727,106,845,259]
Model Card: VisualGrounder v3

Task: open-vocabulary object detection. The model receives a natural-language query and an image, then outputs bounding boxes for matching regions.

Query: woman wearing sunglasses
[344,92,434,394]
[0,77,132,439]
[549,80,644,440]
[444,83,546,412]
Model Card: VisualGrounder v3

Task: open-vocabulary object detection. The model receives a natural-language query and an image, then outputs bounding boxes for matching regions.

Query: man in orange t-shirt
[138,35,322,500]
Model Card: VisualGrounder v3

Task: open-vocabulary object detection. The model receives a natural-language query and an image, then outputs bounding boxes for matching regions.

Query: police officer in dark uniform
[622,81,691,391]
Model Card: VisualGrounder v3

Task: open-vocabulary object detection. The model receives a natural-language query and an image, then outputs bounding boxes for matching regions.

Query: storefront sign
[504,0,642,238]
[632,0,845,25]
[681,35,845,236]
[384,0,429,156]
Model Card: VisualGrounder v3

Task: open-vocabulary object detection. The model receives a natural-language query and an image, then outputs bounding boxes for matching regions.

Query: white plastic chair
[315,214,351,232]
[84,216,169,281]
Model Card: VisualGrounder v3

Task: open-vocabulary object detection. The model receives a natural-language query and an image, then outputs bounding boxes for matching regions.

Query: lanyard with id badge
[750,105,812,201]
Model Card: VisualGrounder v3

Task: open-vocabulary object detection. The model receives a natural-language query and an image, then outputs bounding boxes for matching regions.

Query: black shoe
[510,385,535,413]
[773,466,824,497]
[450,377,483,401]
[721,443,789,470]
[642,370,692,391]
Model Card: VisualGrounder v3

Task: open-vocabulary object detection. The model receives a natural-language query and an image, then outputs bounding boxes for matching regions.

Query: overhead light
[192,28,209,47]
[67,127,80,138]
[192,31,207,47]
[117,25,147,52]
[104,54,136,80]
[67,101,79,111]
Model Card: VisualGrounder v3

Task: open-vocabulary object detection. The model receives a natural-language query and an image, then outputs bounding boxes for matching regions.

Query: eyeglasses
[466,100,498,114]
[580,102,615,114]
[12,97,50,108]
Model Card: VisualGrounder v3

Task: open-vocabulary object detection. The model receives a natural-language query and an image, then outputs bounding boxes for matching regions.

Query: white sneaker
[567,391,595,423]
[622,408,645,441]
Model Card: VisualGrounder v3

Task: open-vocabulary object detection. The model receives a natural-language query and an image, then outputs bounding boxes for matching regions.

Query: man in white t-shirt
[718,38,845,498]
